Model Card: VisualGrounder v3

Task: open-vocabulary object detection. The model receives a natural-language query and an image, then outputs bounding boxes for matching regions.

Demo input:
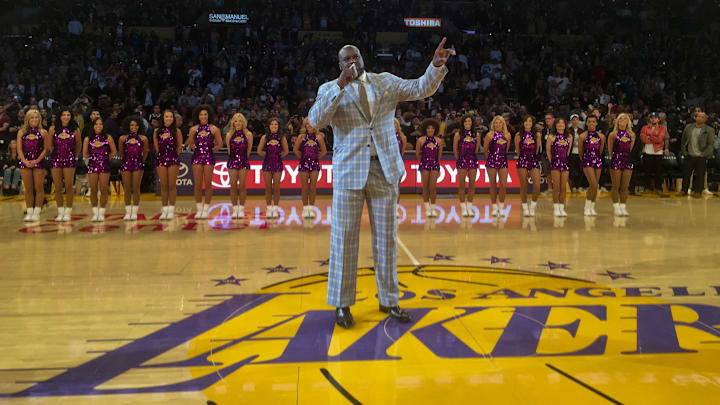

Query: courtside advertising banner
[166,153,543,196]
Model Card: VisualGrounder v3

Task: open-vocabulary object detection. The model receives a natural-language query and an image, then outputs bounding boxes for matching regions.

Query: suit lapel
[367,73,386,123]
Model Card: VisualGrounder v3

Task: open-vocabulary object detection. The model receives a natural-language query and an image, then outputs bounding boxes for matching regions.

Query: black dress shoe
[379,304,412,323]
[335,307,354,329]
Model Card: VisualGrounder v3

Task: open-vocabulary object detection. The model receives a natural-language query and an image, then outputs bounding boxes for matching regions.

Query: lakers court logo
[5,265,720,403]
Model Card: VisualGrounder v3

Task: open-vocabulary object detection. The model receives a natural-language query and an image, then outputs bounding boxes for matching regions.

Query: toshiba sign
[404,18,442,28]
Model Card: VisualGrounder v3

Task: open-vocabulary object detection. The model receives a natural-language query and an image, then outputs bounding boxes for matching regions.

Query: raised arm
[308,82,346,130]
[390,63,448,102]
[390,38,452,102]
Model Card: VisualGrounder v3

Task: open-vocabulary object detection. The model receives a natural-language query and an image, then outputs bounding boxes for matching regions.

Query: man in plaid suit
[309,38,454,328]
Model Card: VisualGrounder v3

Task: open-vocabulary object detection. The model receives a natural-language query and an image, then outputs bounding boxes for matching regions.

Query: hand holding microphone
[338,63,359,89]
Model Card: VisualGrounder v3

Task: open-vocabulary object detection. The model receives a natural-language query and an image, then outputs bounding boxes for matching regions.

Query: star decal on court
[540,261,570,270]
[315,258,330,266]
[598,270,634,280]
[212,276,248,286]
[426,253,454,261]
[483,256,511,264]
[264,265,296,274]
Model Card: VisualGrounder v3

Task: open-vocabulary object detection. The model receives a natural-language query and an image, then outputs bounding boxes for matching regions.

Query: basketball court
[1,192,719,404]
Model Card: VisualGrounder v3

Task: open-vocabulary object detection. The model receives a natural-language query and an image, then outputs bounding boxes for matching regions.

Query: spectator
[2,139,21,195]
[9,109,25,141]
[679,112,715,197]
[568,114,585,192]
[0,104,11,150]
[640,112,669,196]
[149,105,162,124]
[104,109,122,142]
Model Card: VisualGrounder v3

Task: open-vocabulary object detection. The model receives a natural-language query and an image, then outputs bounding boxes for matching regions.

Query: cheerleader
[226,113,253,219]
[187,105,223,219]
[257,118,289,219]
[484,116,511,217]
[154,110,183,220]
[578,115,605,216]
[293,117,327,219]
[546,118,573,217]
[608,113,635,217]
[17,109,49,222]
[453,115,480,217]
[416,119,443,217]
[83,117,117,222]
[394,118,407,218]
[49,107,81,222]
[514,115,541,217]
[119,116,149,221]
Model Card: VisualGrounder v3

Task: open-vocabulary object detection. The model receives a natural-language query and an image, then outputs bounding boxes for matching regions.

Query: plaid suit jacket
[309,63,448,189]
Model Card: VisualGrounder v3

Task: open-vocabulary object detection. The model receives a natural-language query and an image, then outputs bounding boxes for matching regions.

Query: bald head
[338,45,365,76]
[338,45,360,59]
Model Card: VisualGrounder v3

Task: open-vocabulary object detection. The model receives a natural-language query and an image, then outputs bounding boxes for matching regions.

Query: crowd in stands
[2,0,720,194]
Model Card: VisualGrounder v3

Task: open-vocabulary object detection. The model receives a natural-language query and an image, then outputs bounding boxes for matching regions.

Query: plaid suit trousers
[327,159,399,307]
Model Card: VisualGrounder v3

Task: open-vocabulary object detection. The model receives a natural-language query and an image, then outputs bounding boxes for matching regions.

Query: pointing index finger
[436,37,447,52]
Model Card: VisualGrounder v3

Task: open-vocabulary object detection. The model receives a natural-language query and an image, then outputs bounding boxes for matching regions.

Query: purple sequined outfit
[486,132,508,169]
[121,133,145,171]
[611,130,634,170]
[418,136,440,171]
[156,127,180,167]
[517,132,539,169]
[582,131,603,169]
[299,133,321,172]
[192,124,215,166]
[19,127,45,169]
[87,134,110,174]
[550,133,571,171]
[227,130,250,170]
[51,127,76,168]
[456,130,478,170]
[262,133,283,172]
[396,132,403,154]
